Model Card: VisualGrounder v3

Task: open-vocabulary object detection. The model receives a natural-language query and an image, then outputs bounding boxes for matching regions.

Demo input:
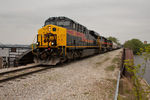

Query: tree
[108,36,119,44]
[124,39,144,54]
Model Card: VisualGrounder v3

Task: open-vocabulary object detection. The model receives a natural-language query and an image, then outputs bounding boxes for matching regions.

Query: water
[134,55,150,85]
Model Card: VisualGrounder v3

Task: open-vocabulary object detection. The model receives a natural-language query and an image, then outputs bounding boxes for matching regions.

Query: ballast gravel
[0,49,122,100]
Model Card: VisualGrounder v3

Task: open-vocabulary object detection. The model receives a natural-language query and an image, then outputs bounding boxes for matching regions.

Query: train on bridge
[33,16,120,65]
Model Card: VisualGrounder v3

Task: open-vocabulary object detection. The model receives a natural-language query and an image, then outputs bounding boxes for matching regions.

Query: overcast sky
[0,0,150,44]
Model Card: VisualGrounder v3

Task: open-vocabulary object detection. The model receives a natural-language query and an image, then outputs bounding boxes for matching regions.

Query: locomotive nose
[49,36,55,41]
[43,33,57,46]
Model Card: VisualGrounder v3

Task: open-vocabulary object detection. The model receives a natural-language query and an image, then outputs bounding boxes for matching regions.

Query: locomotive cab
[37,24,67,48]
[34,23,67,65]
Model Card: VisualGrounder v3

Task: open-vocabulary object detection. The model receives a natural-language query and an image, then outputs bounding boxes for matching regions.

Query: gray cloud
[0,0,150,44]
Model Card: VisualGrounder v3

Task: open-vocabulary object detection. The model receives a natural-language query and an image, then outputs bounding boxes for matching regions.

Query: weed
[104,57,110,62]
[106,79,117,86]
[95,57,110,68]
[48,76,52,80]
[23,83,28,87]
[72,94,76,96]
[105,65,116,71]
[96,62,102,65]
[112,57,120,63]
[108,93,113,98]
[83,91,90,95]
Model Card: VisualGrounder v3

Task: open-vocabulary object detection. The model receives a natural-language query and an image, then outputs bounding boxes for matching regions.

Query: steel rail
[0,64,40,76]
[0,66,51,83]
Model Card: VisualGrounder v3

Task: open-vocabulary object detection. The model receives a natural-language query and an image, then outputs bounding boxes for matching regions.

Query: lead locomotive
[33,16,114,65]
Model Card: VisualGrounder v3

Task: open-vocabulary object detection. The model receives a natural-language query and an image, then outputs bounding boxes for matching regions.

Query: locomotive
[33,16,114,65]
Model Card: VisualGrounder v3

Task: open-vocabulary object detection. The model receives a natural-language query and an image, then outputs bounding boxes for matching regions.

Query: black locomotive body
[33,16,114,65]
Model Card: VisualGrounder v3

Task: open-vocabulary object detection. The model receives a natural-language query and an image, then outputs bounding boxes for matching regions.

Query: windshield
[45,21,56,26]
[57,21,70,26]
[45,20,70,27]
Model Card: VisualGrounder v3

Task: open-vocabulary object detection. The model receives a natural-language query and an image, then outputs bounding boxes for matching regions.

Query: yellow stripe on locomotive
[37,24,67,48]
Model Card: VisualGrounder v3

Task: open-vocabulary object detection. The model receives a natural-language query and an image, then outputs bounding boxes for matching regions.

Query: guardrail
[114,71,121,100]
[114,48,126,100]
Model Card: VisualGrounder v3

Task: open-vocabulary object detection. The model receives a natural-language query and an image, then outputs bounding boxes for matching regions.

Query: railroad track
[0,64,52,83]
[0,50,118,84]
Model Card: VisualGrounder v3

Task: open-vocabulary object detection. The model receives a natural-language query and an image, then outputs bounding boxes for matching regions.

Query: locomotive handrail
[31,35,37,56]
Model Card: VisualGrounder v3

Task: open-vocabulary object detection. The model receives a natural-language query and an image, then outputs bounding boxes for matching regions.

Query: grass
[72,94,76,96]
[23,83,28,87]
[95,57,110,67]
[105,65,116,71]
[48,76,52,80]
[118,78,136,100]
[96,61,103,65]
[106,79,117,99]
[108,93,113,98]
[118,78,149,100]
[104,57,110,62]
[46,74,60,81]
[83,91,90,95]
[112,57,120,64]
[107,79,117,84]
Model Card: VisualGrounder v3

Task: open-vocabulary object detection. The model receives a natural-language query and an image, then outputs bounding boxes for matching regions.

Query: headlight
[51,42,54,46]
[48,26,51,31]
[36,42,39,46]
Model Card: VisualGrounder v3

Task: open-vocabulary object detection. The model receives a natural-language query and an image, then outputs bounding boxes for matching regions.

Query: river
[134,55,150,85]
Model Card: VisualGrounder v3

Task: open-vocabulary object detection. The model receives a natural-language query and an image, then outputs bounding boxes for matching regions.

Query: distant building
[0,45,31,68]
[144,41,147,44]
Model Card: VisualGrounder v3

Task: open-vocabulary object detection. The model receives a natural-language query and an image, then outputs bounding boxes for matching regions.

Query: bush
[124,39,144,54]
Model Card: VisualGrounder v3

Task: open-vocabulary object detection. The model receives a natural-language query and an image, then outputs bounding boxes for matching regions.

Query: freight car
[33,16,115,65]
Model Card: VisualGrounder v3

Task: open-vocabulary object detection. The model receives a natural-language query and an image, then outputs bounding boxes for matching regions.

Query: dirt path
[0,49,122,100]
